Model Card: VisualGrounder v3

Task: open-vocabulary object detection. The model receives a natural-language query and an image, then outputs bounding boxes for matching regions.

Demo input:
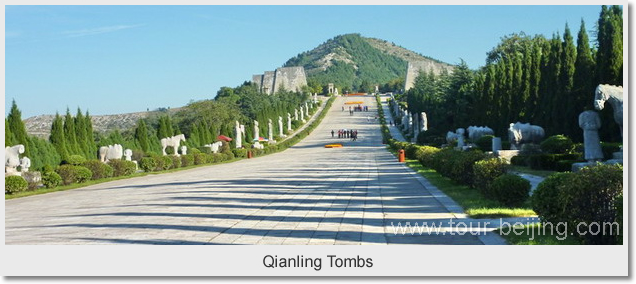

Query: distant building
[252,67,308,95]
[404,61,454,91]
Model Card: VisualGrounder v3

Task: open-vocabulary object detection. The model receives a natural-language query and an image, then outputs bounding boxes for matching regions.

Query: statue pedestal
[572,162,596,172]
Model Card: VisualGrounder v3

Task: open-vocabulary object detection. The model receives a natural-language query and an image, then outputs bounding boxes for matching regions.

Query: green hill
[283,33,452,92]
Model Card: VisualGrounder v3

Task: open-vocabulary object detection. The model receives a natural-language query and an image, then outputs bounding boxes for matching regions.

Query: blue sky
[6,5,603,118]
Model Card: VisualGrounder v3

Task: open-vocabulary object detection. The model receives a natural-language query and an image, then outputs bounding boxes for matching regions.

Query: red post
[247,151,253,159]
[398,149,405,162]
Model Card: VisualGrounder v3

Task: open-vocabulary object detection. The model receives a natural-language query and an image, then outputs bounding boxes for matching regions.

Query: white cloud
[61,24,144,38]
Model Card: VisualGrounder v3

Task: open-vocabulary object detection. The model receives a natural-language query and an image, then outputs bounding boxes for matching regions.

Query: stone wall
[404,61,455,91]
[252,67,307,95]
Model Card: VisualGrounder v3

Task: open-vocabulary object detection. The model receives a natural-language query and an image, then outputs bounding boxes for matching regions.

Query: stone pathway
[6,95,505,245]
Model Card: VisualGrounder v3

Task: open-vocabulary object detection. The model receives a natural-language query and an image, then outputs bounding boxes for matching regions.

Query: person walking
[331,130,334,138]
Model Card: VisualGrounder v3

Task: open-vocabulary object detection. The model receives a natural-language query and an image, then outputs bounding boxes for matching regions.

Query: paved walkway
[6,95,503,245]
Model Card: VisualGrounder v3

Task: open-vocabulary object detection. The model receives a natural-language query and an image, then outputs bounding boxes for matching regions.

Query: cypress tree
[134,119,150,152]
[572,20,596,141]
[7,100,30,156]
[75,108,89,158]
[63,108,80,156]
[84,110,97,159]
[50,113,69,161]
[5,118,16,146]
[560,23,577,137]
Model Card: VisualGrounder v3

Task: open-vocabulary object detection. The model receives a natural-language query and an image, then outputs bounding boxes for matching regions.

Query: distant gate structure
[252,67,308,95]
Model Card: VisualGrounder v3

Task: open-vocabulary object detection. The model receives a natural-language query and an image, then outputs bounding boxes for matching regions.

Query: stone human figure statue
[19,156,31,173]
[294,109,299,120]
[457,128,466,148]
[268,119,273,142]
[412,112,419,143]
[278,116,284,136]
[287,113,292,131]
[579,110,604,162]
[235,120,242,148]
[124,149,133,161]
[253,120,259,140]
[421,112,428,131]
[180,146,187,156]
[300,106,305,122]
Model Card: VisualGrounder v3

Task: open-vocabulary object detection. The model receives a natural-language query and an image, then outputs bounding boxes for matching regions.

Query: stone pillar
[278,116,284,136]
[421,112,428,131]
[268,119,273,142]
[412,112,419,143]
[492,137,502,153]
[253,120,259,140]
[287,113,292,131]
[235,120,242,148]
[300,106,305,122]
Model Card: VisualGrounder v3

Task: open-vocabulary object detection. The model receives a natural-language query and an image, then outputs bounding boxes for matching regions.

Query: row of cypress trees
[405,5,623,143]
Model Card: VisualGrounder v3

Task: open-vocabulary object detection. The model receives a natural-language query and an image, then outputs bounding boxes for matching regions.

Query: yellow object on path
[325,144,343,148]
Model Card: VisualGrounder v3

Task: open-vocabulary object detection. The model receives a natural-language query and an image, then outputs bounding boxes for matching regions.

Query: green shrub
[404,143,421,160]
[415,146,440,168]
[528,153,581,171]
[490,174,530,207]
[531,172,574,224]
[66,154,87,166]
[476,135,494,152]
[555,159,584,172]
[448,149,487,185]
[82,160,114,180]
[170,155,182,169]
[510,155,529,166]
[139,157,157,172]
[56,165,93,185]
[181,154,194,167]
[472,158,508,196]
[232,148,248,158]
[42,171,62,188]
[108,160,137,177]
[5,176,28,194]
[560,163,623,244]
[193,153,207,165]
[540,135,574,154]
[74,166,92,183]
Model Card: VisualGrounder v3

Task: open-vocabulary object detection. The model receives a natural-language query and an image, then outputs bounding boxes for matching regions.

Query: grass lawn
[404,159,536,219]
[496,223,581,245]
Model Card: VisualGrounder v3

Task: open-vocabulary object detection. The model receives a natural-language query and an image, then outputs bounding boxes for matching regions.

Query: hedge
[490,174,531,207]
[6,176,28,194]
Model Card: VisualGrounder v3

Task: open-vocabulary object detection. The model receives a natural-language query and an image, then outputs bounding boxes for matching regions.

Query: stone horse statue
[161,134,186,156]
[5,144,25,174]
[508,122,545,150]
[594,84,623,138]
[203,141,223,154]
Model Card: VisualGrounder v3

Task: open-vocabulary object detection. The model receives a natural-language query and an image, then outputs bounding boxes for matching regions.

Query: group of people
[341,105,369,116]
[331,129,359,141]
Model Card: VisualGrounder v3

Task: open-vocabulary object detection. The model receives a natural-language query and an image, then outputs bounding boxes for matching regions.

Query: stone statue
[579,110,603,162]
[334,88,339,96]
[300,106,305,122]
[5,144,25,174]
[508,122,545,150]
[287,113,292,131]
[20,156,31,173]
[180,146,187,156]
[594,84,623,138]
[294,109,299,121]
[412,112,419,143]
[252,141,264,150]
[160,134,186,156]
[235,121,242,148]
[254,120,259,140]
[278,116,284,137]
[204,141,223,154]
[457,128,466,148]
[124,149,133,161]
[268,118,273,142]
[421,112,428,131]
[467,126,495,142]
[99,144,123,162]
